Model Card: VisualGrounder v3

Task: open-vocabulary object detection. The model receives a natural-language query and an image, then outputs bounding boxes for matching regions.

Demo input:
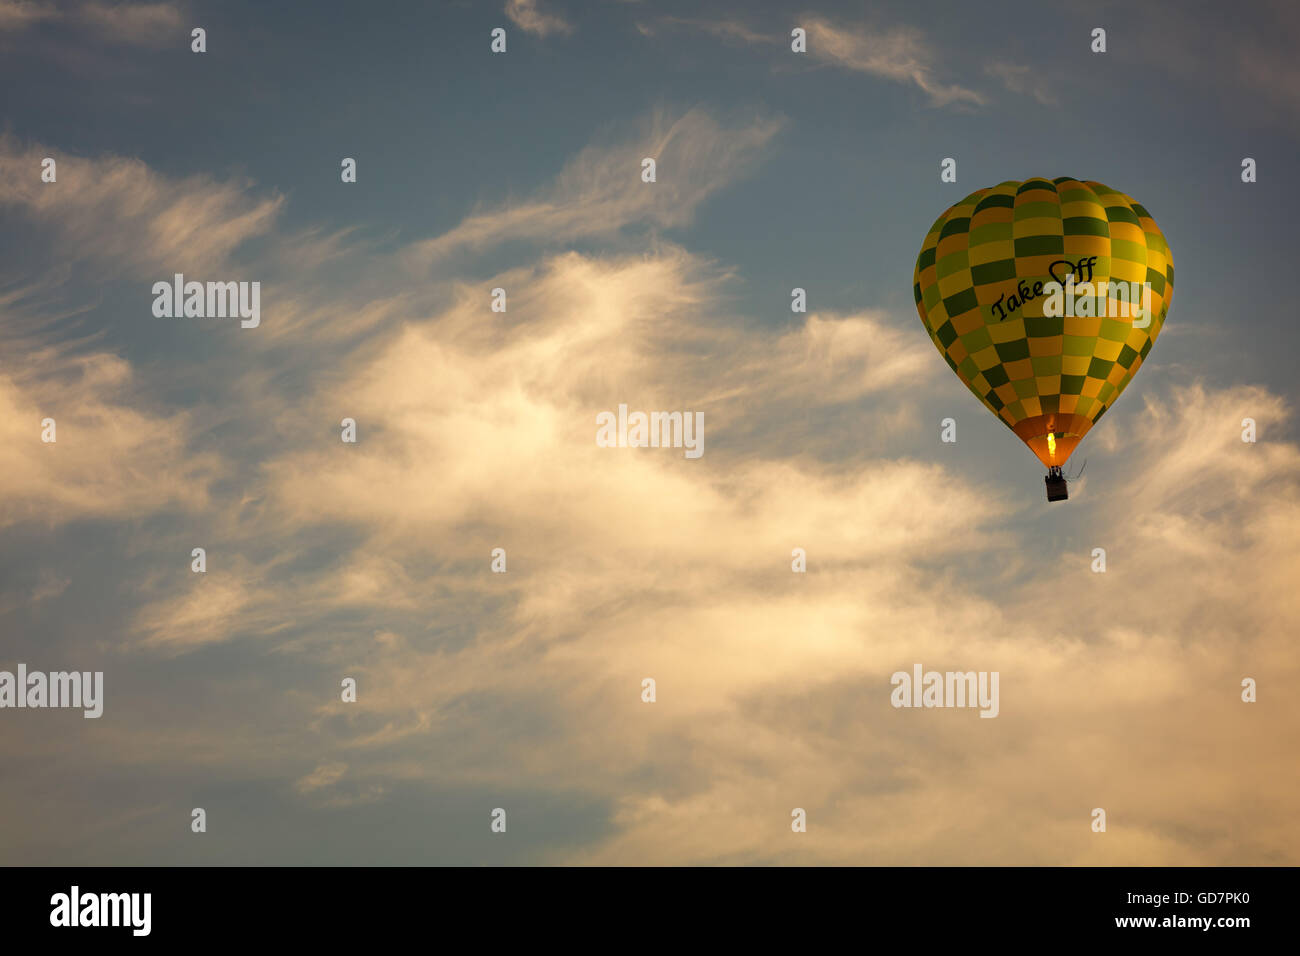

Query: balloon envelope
[913,178,1173,468]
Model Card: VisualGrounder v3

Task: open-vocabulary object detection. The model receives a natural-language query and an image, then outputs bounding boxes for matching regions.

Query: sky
[1,0,1298,865]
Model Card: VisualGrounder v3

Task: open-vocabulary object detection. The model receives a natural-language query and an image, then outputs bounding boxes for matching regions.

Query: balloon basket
[1044,466,1068,502]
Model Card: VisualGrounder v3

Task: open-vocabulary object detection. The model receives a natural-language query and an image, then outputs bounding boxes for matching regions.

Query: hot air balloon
[913,178,1173,501]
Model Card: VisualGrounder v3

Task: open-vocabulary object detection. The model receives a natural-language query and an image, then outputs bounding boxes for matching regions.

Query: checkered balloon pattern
[913,177,1173,468]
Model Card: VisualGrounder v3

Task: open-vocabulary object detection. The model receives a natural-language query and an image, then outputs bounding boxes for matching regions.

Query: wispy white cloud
[644,14,985,108]
[0,1,183,45]
[801,16,985,107]
[0,0,58,31]
[0,345,221,528]
[79,1,181,46]
[649,16,774,46]
[406,108,783,265]
[0,135,283,277]
[985,62,1057,106]
[505,0,573,38]
[295,761,348,793]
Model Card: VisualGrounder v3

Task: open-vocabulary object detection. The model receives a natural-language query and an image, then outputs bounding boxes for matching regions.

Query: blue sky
[1,0,1298,864]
